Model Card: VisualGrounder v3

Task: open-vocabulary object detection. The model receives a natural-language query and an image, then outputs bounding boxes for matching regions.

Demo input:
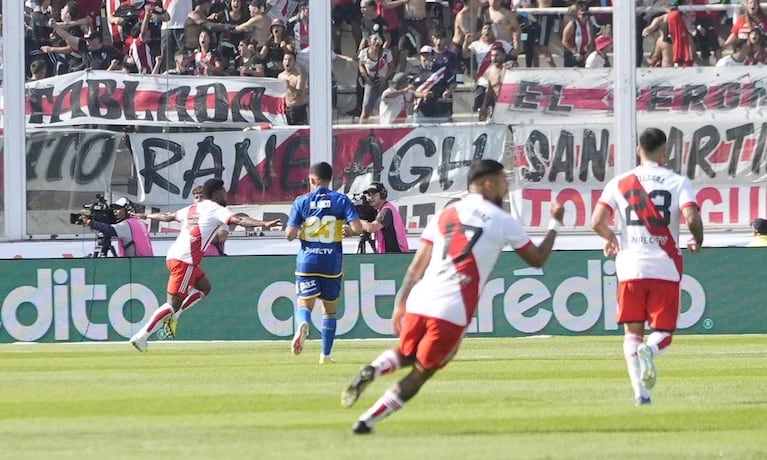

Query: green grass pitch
[1,335,765,460]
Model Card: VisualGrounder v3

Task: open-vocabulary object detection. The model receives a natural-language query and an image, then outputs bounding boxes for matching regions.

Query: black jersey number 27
[441,222,484,263]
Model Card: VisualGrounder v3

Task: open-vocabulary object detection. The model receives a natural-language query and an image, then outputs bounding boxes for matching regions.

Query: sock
[358,388,404,428]
[137,303,174,339]
[175,289,205,320]
[623,333,649,399]
[646,331,673,357]
[370,349,401,378]
[295,307,311,327]
[321,313,337,357]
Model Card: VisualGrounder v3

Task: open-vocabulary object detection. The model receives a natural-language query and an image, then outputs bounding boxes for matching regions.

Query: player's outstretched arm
[135,211,177,222]
[517,201,565,268]
[683,205,703,253]
[231,216,281,229]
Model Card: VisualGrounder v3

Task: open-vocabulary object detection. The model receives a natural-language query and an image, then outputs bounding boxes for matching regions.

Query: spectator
[287,1,310,51]
[332,0,363,53]
[691,0,722,65]
[716,37,748,66]
[379,72,414,124]
[514,0,557,68]
[163,48,194,74]
[237,37,265,75]
[642,4,673,67]
[452,0,485,71]
[241,0,271,47]
[260,17,291,77]
[26,0,55,76]
[409,45,456,123]
[725,0,767,47]
[193,29,227,75]
[297,46,355,120]
[376,0,403,67]
[279,51,309,125]
[29,59,49,80]
[562,0,593,67]
[585,33,611,68]
[486,0,521,47]
[745,26,767,64]
[126,4,156,74]
[431,29,459,78]
[215,0,254,64]
[48,23,123,71]
[400,0,428,55]
[160,0,193,72]
[359,0,390,51]
[184,0,233,53]
[747,217,767,247]
[358,33,395,123]
[479,44,509,121]
[665,0,695,67]
[463,22,514,115]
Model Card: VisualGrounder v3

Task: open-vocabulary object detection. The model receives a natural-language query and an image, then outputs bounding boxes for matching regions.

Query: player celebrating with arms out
[129,178,281,351]
[341,159,565,434]
[591,127,703,406]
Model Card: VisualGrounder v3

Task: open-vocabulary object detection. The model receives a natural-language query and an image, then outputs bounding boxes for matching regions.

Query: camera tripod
[90,233,116,258]
[357,231,377,254]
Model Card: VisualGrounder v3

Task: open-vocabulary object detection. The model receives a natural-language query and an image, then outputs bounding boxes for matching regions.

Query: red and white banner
[24,71,287,128]
[511,122,767,228]
[128,124,509,225]
[493,67,767,125]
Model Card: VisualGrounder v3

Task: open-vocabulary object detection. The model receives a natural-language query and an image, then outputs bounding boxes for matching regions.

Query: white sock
[359,388,404,428]
[646,331,673,357]
[370,349,401,378]
[136,303,174,340]
[175,289,205,320]
[624,333,649,399]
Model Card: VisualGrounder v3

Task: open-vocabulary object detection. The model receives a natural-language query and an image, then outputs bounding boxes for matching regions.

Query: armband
[547,219,561,233]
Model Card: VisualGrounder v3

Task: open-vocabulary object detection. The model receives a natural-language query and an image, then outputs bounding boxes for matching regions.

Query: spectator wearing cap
[585,34,612,68]
[716,38,748,66]
[358,34,395,124]
[360,182,409,253]
[725,0,767,47]
[47,20,123,71]
[379,72,414,124]
[260,17,292,77]
[408,45,456,123]
[160,0,193,72]
[745,27,767,64]
[79,197,155,257]
[747,218,767,247]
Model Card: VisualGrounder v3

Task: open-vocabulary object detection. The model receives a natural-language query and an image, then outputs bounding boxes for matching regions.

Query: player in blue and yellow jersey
[286,162,363,363]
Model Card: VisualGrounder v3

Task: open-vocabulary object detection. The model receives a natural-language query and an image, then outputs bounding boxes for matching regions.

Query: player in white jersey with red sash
[592,128,704,406]
[341,159,565,434]
[129,178,281,351]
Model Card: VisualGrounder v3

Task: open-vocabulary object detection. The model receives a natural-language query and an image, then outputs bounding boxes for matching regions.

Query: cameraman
[80,197,154,257]
[360,182,409,253]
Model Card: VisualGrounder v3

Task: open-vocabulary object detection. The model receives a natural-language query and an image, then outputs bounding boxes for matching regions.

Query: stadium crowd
[16,0,766,123]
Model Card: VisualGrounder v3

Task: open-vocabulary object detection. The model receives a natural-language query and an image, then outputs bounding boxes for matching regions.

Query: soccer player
[341,159,565,434]
[591,128,703,406]
[286,162,363,363]
[129,178,281,351]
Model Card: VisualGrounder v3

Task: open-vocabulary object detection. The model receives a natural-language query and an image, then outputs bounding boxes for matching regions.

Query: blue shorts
[295,275,341,301]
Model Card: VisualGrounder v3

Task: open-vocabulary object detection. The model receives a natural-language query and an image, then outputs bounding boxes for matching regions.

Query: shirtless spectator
[479,45,508,121]
[184,0,234,52]
[400,0,429,54]
[241,0,271,47]
[463,22,513,114]
[453,0,485,60]
[279,51,309,125]
[486,0,520,48]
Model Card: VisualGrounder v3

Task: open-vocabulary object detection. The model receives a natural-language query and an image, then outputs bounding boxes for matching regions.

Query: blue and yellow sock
[321,313,337,357]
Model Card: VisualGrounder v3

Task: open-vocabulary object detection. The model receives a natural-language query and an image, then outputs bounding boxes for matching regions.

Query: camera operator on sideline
[79,197,154,257]
[349,182,409,254]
